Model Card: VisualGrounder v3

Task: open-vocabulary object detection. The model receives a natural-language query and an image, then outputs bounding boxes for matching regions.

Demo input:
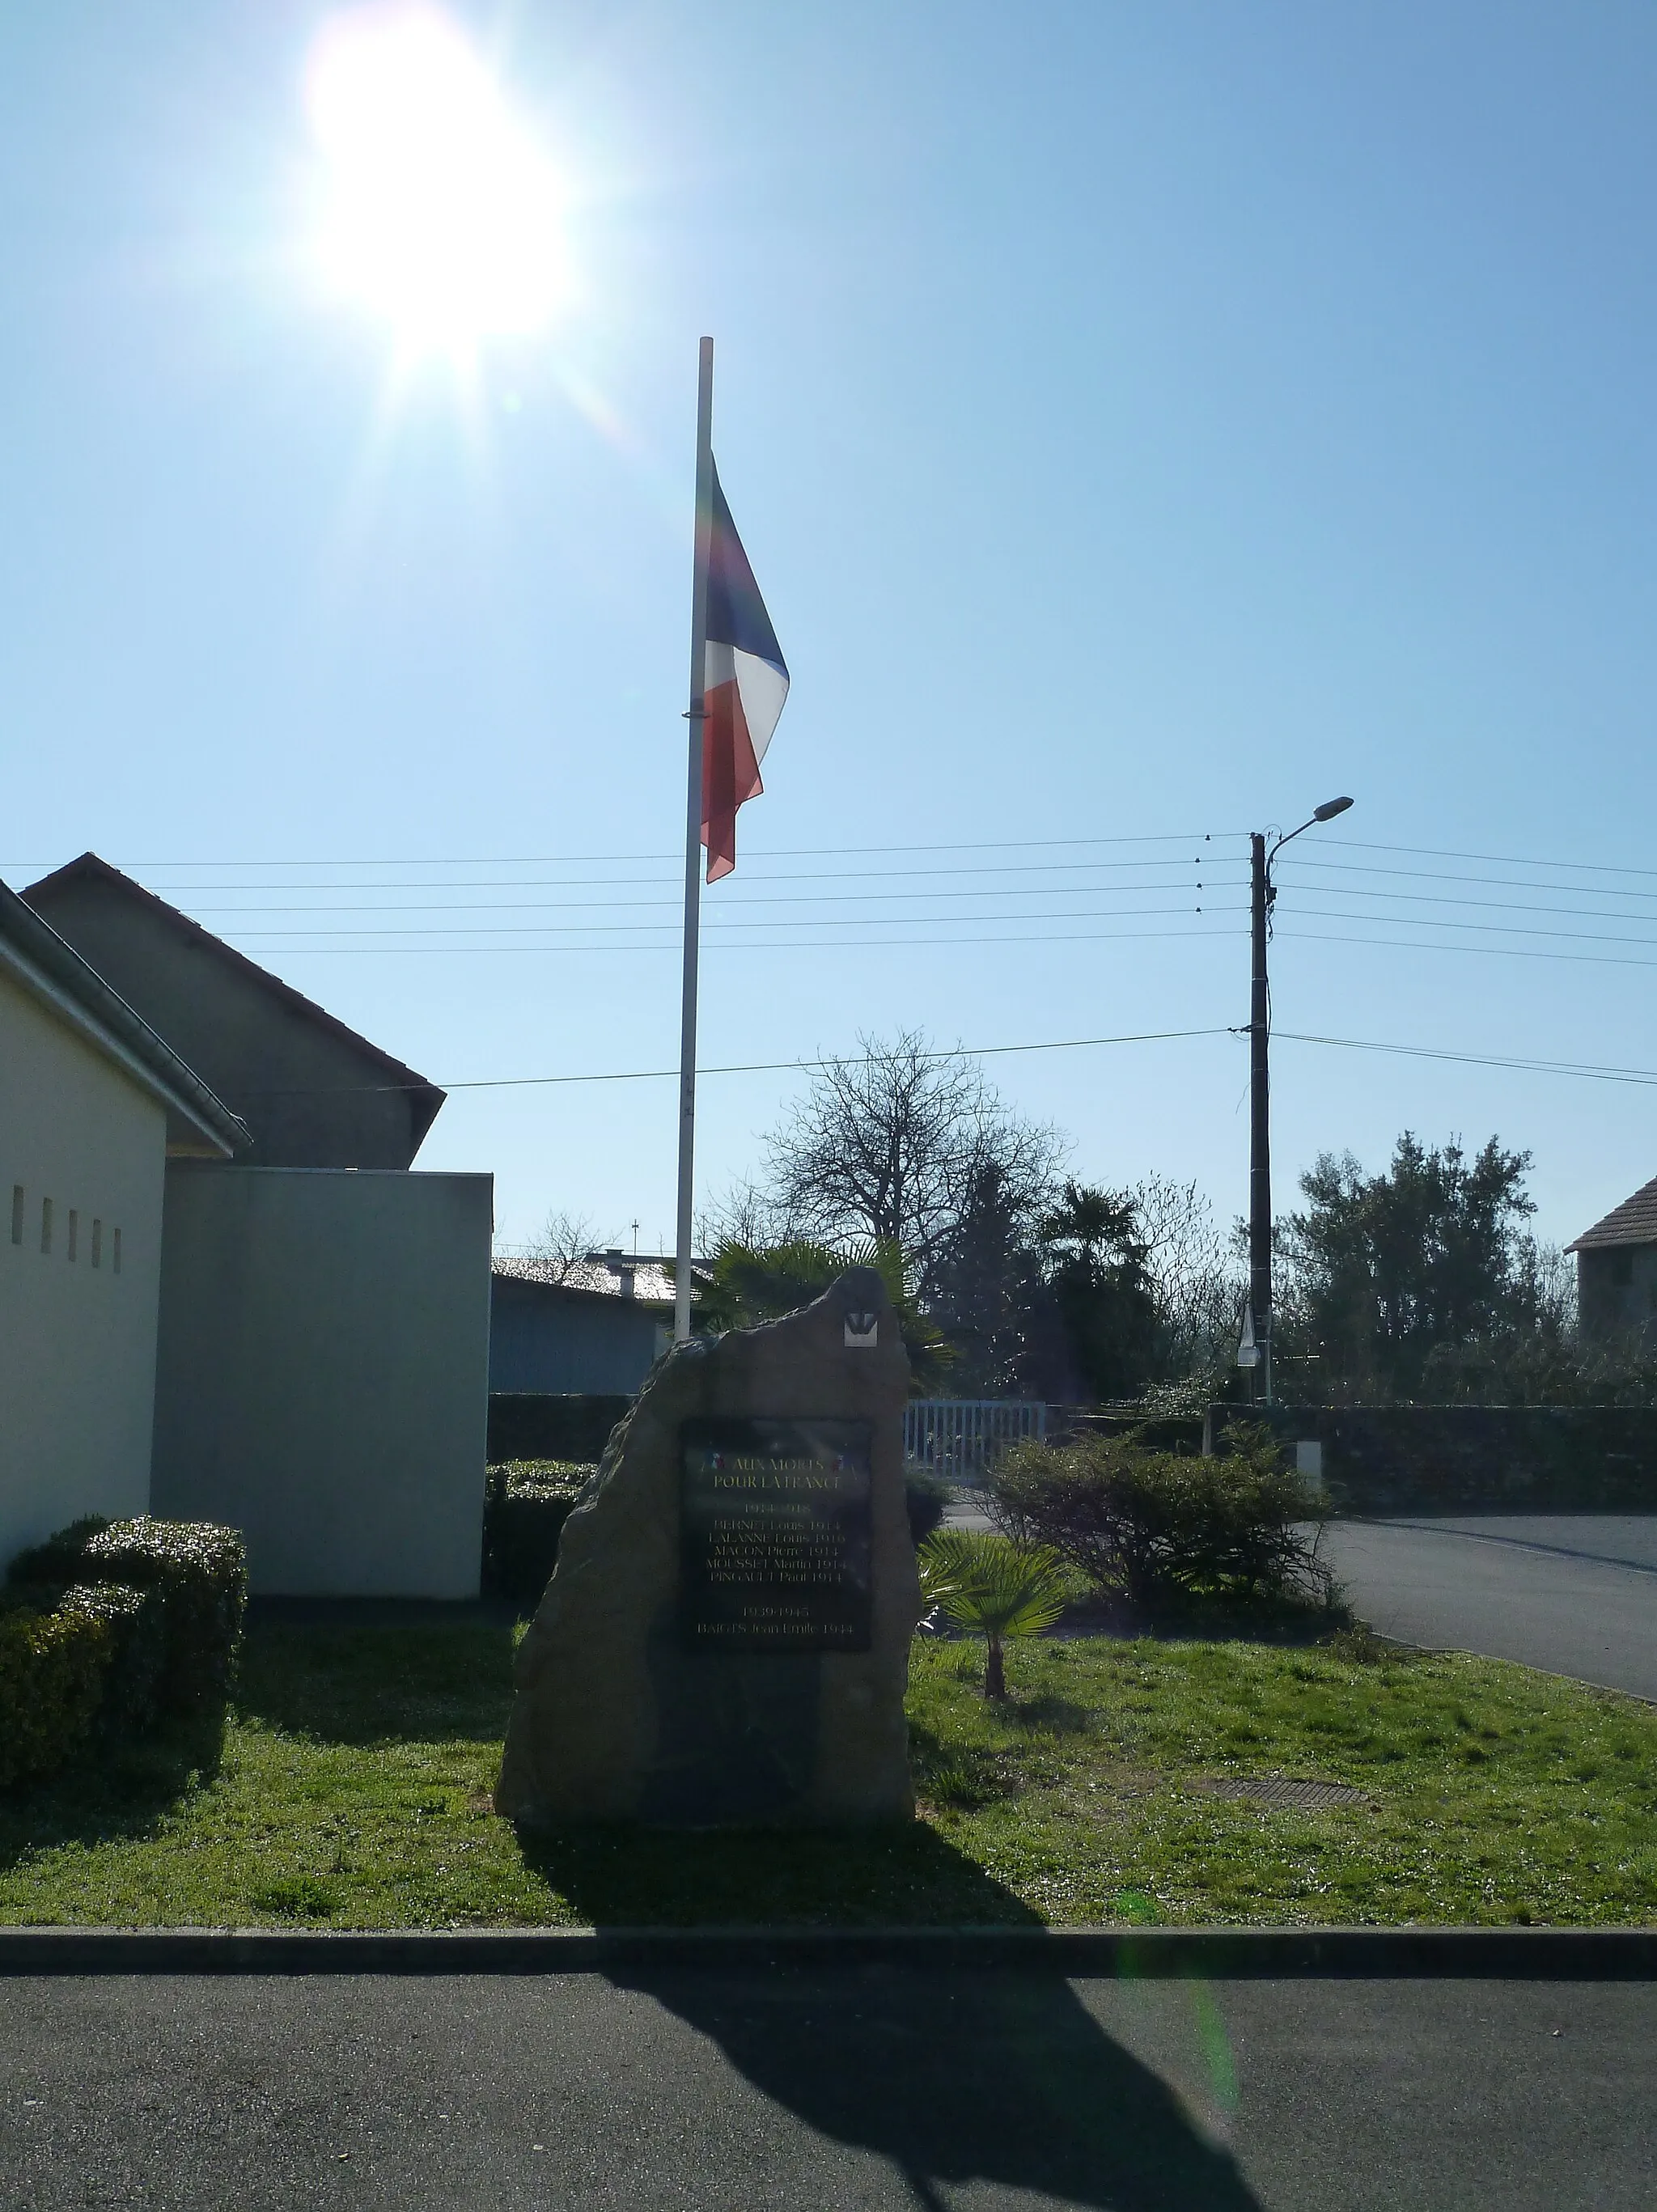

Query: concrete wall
[0,968,165,1570]
[488,1273,668,1396]
[151,1164,494,1595]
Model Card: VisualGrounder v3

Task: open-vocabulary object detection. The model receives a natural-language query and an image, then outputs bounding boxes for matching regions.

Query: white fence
[903,1400,1048,1486]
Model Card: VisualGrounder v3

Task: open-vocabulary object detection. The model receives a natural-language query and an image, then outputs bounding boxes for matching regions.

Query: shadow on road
[611,1960,1262,2210]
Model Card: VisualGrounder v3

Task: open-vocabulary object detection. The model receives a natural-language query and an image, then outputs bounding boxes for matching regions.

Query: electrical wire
[0,829,1242,872]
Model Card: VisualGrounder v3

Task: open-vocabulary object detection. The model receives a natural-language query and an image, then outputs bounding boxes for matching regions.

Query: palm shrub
[917,1528,1067,1697]
[692,1236,955,1391]
[989,1424,1329,1606]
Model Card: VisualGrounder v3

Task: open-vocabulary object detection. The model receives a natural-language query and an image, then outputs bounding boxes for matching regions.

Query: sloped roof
[1567,1175,1657,1252]
[23,854,444,1154]
[493,1252,682,1310]
[0,877,248,1155]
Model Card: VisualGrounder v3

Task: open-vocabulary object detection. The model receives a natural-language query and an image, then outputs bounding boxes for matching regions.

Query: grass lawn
[0,1615,1653,1929]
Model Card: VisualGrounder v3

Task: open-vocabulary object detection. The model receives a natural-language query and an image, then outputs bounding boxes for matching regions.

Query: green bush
[81,1519,247,1714]
[481,1462,592,1608]
[5,1515,112,1595]
[989,1424,1329,1605]
[0,1606,113,1788]
[904,1469,953,1546]
[58,1582,168,1734]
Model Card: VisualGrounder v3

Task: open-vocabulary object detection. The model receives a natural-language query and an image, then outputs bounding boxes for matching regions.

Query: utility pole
[1241,797,1355,1408]
[1248,833,1273,1405]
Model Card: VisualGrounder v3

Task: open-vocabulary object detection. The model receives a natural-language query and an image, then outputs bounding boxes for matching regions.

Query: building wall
[1576,1244,1657,1341]
[151,1164,493,1595]
[0,968,165,1570]
[24,877,434,1168]
[488,1274,668,1396]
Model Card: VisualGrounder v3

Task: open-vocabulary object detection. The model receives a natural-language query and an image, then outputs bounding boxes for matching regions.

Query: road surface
[1316,1517,1657,1700]
[0,1967,1651,2210]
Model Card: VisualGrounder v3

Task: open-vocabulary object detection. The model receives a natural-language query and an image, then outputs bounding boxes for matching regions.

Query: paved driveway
[0,1968,1652,2210]
[1316,1517,1657,1701]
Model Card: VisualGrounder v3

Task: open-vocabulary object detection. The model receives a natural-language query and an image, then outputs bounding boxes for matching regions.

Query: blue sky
[5,1,1657,1256]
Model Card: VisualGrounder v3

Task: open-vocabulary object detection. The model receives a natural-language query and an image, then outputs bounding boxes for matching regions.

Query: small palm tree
[917,1528,1068,1698]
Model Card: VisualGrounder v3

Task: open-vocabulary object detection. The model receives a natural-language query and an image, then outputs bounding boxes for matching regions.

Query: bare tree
[755,1029,1064,1278]
[1130,1174,1243,1379]
[697,1176,786,1257]
[512,1208,598,1284]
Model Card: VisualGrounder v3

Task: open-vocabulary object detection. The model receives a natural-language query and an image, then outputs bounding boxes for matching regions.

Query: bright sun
[304,2,570,350]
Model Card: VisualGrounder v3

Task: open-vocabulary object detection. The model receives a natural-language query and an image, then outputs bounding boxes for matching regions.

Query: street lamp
[1240,795,1355,1403]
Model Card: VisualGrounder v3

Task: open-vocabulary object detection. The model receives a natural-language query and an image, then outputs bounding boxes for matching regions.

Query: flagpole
[673,337,716,1344]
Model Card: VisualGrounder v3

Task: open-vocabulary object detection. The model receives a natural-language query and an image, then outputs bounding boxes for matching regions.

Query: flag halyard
[701,461,788,881]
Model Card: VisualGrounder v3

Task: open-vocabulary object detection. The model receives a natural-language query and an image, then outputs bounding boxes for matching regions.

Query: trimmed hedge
[481,1462,592,1608]
[5,1515,112,1593]
[487,1394,632,1465]
[81,1519,247,1714]
[0,1606,113,1789]
[59,1582,168,1735]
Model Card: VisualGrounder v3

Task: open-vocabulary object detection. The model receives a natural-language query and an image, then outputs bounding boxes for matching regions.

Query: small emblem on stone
[844,1311,879,1346]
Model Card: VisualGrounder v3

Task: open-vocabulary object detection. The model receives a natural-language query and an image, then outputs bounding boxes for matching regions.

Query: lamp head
[1312,795,1354,821]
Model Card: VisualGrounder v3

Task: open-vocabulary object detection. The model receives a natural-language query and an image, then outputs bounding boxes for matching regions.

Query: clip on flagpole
[673,337,716,1345]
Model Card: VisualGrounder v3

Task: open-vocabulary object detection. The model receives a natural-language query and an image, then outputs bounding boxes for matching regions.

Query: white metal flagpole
[673,336,716,1343]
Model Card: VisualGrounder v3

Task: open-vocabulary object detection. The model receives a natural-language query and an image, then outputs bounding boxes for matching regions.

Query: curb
[0,1926,1652,1979]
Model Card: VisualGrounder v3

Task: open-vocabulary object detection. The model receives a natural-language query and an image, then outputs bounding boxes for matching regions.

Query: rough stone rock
[494,1268,921,1827]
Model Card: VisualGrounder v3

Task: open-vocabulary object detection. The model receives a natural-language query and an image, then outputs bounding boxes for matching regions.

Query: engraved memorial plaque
[680,1417,873,1653]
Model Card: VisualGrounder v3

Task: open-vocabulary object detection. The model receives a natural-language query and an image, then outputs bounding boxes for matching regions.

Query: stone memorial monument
[494,1267,922,1826]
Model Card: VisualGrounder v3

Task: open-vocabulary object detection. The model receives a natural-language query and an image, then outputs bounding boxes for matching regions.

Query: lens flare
[304,2,570,348]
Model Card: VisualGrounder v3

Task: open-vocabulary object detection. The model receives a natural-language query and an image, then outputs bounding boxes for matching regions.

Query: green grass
[0,1617,1652,1928]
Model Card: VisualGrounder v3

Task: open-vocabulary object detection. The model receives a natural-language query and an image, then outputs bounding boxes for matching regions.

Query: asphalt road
[947,1502,1657,1698]
[0,1968,1652,2210]
[1316,1517,1657,1700]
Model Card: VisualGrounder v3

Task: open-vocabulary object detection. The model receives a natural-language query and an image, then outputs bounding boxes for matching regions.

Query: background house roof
[24,854,444,1168]
[1567,1176,1657,1252]
[492,1252,683,1311]
[0,877,248,1155]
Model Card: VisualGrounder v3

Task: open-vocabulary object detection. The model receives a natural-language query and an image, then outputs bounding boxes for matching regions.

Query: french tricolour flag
[701,462,789,881]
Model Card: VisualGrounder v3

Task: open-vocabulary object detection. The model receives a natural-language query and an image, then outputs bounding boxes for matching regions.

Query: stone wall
[1208,1403,1657,1514]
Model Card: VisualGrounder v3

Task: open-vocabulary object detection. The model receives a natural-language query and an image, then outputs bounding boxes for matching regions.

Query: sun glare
[304,2,570,351]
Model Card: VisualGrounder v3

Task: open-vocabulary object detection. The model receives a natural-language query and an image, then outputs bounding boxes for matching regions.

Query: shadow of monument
[607,1956,1262,2210]
[516,1828,1260,2207]
[515,1816,1049,1930]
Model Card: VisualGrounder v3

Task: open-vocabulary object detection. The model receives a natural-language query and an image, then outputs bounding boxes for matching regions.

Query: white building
[0,881,245,1570]
[9,857,494,1599]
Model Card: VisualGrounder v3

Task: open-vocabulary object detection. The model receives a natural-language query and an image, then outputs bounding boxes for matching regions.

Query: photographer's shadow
[609,1953,1261,2210]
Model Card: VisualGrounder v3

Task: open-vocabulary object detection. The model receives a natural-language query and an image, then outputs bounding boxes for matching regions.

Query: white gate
[903,1400,1047,1486]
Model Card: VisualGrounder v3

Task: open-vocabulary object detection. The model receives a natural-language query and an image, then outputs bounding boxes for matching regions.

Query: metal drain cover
[1199,1776,1372,1812]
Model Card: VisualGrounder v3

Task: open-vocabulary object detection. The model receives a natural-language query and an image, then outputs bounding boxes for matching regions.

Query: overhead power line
[0,829,1241,872]
[1273,1030,1657,1090]
[240,1026,1235,1095]
[236,1022,1657,1097]
[1323,836,1657,883]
